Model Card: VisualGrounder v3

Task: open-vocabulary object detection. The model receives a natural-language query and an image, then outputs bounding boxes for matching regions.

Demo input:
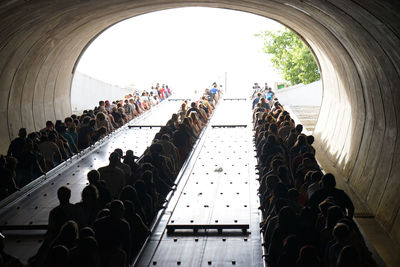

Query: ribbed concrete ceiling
[1,0,400,243]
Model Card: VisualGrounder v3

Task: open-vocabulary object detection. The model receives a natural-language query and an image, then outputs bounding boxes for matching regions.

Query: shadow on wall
[71,72,131,112]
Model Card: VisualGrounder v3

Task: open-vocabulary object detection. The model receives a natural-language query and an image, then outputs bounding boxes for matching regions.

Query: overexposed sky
[76,7,285,96]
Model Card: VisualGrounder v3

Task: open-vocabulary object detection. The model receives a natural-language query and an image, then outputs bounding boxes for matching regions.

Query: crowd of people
[252,84,376,267]
[0,84,172,201]
[0,87,220,267]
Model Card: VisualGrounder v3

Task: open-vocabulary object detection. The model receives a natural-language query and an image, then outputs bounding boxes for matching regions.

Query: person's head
[87,170,100,184]
[295,124,303,134]
[269,123,277,134]
[321,173,336,190]
[79,227,95,239]
[183,117,191,126]
[82,116,91,125]
[57,186,71,205]
[58,220,79,243]
[99,100,105,107]
[311,171,323,183]
[120,185,138,203]
[109,200,125,219]
[274,182,288,198]
[59,124,67,134]
[18,128,27,138]
[191,102,196,108]
[96,112,105,121]
[333,223,350,244]
[114,148,123,159]
[271,159,283,171]
[257,93,261,97]
[81,185,98,205]
[109,152,120,166]
[161,134,170,141]
[96,208,110,220]
[295,135,306,147]
[150,143,163,155]
[318,198,335,217]
[46,121,54,130]
[190,112,197,121]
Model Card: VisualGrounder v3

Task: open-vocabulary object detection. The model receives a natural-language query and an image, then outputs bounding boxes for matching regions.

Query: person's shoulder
[97,166,108,172]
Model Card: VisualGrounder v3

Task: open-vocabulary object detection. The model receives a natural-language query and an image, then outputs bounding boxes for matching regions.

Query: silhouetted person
[326,223,351,267]
[17,141,45,186]
[309,174,354,218]
[38,132,62,171]
[121,200,150,261]
[75,185,100,227]
[77,116,93,149]
[47,187,79,244]
[119,185,147,225]
[268,207,299,266]
[93,200,131,267]
[173,124,191,165]
[7,128,27,161]
[134,180,154,224]
[87,170,112,209]
[113,149,132,184]
[97,152,125,198]
[51,220,79,250]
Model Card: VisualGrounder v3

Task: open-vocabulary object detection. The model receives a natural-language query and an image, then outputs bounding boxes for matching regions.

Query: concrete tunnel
[1,0,400,247]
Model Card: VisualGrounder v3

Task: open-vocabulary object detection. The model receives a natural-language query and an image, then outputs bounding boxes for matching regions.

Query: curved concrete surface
[1,0,400,244]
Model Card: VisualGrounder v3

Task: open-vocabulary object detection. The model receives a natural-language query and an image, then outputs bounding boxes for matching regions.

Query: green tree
[256,28,320,85]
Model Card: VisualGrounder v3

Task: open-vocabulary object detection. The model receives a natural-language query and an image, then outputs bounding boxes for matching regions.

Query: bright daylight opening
[71,7,322,130]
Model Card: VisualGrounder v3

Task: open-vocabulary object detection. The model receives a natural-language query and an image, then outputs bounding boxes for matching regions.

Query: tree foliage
[256,28,320,85]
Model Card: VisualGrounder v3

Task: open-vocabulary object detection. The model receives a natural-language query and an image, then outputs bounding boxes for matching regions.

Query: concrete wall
[0,0,400,243]
[276,80,322,106]
[71,72,131,112]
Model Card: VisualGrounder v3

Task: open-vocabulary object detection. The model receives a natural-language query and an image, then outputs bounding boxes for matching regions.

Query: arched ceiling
[1,0,400,242]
